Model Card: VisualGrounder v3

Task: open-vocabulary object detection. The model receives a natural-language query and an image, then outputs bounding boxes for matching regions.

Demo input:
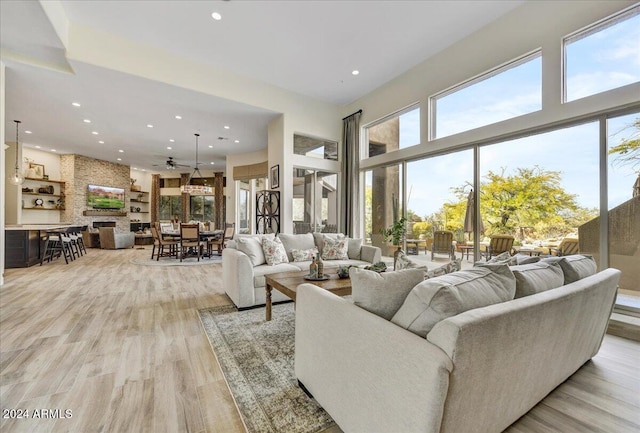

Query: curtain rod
[342,109,362,120]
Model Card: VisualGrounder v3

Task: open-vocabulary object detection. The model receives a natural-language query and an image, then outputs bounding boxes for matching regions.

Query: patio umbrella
[464,189,484,241]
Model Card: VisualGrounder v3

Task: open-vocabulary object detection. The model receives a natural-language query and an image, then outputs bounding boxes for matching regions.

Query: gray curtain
[342,111,361,237]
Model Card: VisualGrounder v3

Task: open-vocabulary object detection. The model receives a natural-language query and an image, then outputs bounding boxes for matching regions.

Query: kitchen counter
[4,224,73,268]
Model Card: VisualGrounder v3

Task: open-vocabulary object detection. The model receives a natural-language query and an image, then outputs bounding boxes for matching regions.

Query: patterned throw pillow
[426,258,461,278]
[262,236,289,266]
[291,247,318,262]
[321,236,349,260]
[395,251,428,272]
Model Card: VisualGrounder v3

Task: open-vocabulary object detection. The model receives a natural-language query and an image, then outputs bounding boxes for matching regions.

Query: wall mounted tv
[87,184,125,209]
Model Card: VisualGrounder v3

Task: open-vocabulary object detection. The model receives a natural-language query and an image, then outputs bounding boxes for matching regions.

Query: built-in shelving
[129,189,150,223]
[21,177,66,224]
[22,207,66,211]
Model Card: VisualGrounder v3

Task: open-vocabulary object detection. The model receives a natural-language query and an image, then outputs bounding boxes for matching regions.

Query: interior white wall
[345,0,639,171]
[1,61,5,286]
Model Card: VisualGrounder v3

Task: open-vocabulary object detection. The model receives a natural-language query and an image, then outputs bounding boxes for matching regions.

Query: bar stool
[40,231,71,265]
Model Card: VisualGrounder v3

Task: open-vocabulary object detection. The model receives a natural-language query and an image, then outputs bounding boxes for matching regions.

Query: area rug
[129,255,221,266]
[198,303,336,433]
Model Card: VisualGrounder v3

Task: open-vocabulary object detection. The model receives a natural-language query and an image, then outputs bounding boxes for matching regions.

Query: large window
[159,196,181,220]
[189,196,214,222]
[294,134,338,161]
[607,112,639,293]
[432,53,541,139]
[364,164,403,256]
[564,6,640,102]
[238,180,250,234]
[365,106,420,158]
[292,169,338,234]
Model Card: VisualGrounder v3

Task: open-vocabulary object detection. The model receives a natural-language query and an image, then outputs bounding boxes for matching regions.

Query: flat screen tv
[87,184,125,209]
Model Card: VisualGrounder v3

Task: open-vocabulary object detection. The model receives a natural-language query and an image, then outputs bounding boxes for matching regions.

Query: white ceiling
[1,0,524,173]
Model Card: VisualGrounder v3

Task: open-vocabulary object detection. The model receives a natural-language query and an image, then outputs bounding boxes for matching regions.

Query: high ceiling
[1,0,523,173]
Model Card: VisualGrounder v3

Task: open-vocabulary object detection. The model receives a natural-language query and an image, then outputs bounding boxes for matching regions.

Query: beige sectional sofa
[222,232,381,309]
[295,255,620,433]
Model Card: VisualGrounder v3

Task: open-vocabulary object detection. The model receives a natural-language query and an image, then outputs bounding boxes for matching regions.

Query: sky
[394,10,639,218]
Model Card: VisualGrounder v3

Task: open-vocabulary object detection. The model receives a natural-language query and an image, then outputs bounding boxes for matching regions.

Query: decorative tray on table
[303,274,330,281]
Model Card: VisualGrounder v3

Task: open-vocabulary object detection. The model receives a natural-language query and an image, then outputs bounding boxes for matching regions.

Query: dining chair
[208,223,235,256]
[151,226,178,260]
[179,223,204,261]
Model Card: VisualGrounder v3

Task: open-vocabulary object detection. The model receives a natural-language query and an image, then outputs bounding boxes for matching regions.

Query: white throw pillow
[321,236,349,260]
[236,236,267,266]
[391,264,516,337]
[510,261,564,298]
[350,267,426,320]
[262,236,289,266]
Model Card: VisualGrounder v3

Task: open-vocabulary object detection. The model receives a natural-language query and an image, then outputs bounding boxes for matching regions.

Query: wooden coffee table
[264,269,352,321]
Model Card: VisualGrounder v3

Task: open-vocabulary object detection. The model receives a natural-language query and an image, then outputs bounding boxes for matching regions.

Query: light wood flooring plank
[1,246,639,433]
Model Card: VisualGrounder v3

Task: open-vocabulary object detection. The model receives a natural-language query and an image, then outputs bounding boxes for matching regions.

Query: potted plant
[130,178,141,192]
[381,216,407,268]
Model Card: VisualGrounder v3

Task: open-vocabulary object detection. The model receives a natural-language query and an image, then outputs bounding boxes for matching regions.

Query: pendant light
[181,133,212,194]
[8,120,25,186]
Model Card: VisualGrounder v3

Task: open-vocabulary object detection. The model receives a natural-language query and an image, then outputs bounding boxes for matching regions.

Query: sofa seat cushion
[511,261,564,298]
[350,268,426,320]
[253,263,302,288]
[541,254,597,284]
[391,264,516,337]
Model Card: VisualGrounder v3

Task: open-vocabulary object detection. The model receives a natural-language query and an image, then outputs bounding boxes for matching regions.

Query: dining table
[161,229,224,259]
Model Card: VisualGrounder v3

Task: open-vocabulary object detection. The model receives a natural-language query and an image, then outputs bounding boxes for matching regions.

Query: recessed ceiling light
[352,70,360,76]
[147,124,153,128]
[51,149,57,152]
[25,130,32,134]
[234,140,239,143]
[133,167,138,170]
[211,12,222,20]
[169,139,175,142]
[224,125,230,129]
[175,115,182,120]
[35,145,41,149]
[99,140,104,144]
[167,146,172,150]
[83,119,91,123]
[117,158,122,161]
[72,102,81,107]
[210,162,215,165]
[118,149,124,153]
[92,131,99,135]
[208,145,213,148]
[141,169,146,172]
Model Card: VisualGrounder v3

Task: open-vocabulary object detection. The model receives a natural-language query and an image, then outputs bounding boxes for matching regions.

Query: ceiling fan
[152,156,189,170]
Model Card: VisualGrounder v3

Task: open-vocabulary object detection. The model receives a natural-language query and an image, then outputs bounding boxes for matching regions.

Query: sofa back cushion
[510,261,564,298]
[350,267,426,320]
[542,254,597,284]
[278,233,316,262]
[391,264,516,337]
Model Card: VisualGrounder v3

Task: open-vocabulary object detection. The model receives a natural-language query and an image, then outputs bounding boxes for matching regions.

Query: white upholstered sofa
[295,255,620,433]
[222,232,381,309]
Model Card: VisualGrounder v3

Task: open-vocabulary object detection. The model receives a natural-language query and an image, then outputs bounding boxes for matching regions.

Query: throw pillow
[395,250,428,272]
[291,247,319,262]
[278,233,315,262]
[350,267,426,320]
[425,258,461,278]
[391,264,516,337]
[322,236,349,260]
[486,251,512,264]
[510,261,564,298]
[236,236,267,266]
[541,254,597,284]
[313,233,345,253]
[262,236,289,266]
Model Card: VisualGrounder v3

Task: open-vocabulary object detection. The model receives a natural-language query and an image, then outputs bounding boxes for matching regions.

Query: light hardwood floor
[1,247,638,433]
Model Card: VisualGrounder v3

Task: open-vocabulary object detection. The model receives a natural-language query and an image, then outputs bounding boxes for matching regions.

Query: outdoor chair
[483,234,515,260]
[550,237,579,256]
[431,230,456,260]
[208,223,235,256]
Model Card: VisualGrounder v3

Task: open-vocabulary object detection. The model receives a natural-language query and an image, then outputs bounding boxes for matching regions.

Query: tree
[609,117,640,173]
